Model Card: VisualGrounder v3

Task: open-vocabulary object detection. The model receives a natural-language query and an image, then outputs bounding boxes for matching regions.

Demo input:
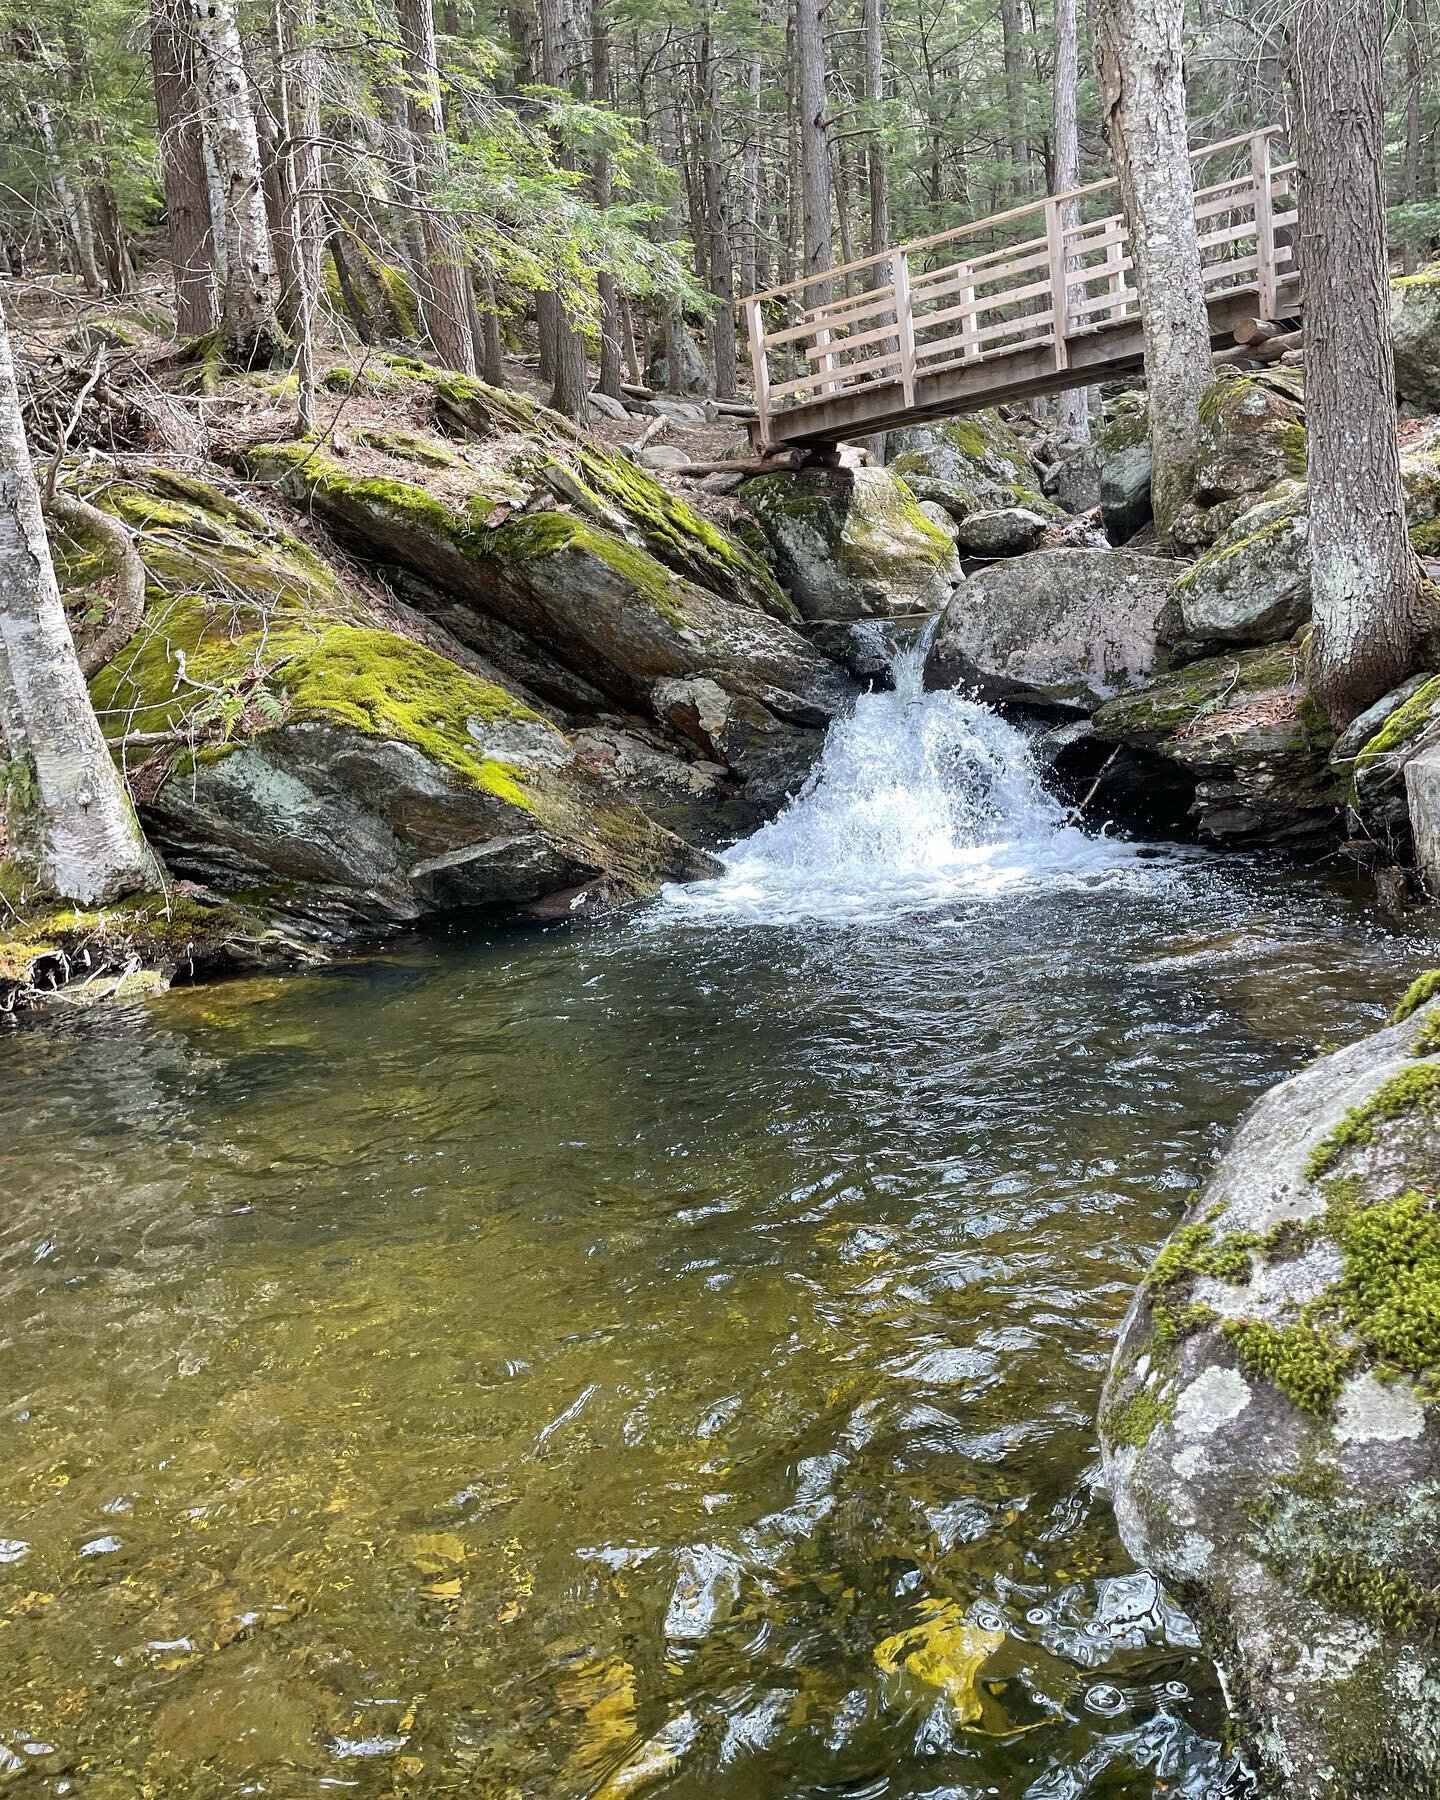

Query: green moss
[1223,1316,1357,1414]
[278,627,547,807]
[1103,1387,1174,1449]
[1338,1189,1440,1372]
[1411,1012,1440,1059]
[1305,1063,1440,1179]
[1396,971,1440,1024]
[1305,1553,1440,1633]
[492,511,694,628]
[356,428,465,470]
[1356,676,1440,765]
[1408,519,1440,556]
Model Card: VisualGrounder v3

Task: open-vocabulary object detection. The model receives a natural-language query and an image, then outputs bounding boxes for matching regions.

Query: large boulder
[954,505,1050,558]
[244,367,857,808]
[1170,368,1306,551]
[885,408,1058,522]
[1096,392,1152,544]
[1166,480,1310,654]
[1099,988,1440,1796]
[647,331,706,396]
[70,471,715,928]
[1090,640,1343,847]
[923,548,1172,713]
[1164,454,1440,660]
[1391,266,1440,411]
[738,465,959,621]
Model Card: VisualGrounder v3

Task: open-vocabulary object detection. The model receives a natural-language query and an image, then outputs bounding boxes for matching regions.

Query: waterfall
[665,626,1152,925]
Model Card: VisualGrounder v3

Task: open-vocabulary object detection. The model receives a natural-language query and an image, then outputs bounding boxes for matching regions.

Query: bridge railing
[740,128,1298,446]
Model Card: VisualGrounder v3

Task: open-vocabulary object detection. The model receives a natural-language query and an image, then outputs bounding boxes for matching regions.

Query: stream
[0,646,1429,1797]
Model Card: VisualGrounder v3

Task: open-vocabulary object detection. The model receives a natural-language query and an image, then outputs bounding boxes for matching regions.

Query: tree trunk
[0,305,157,906]
[1052,0,1088,435]
[699,12,737,398]
[395,0,477,375]
[150,0,218,336]
[796,0,833,311]
[536,0,587,415]
[1290,0,1433,726]
[192,0,282,366]
[280,0,323,433]
[740,47,763,296]
[1000,0,1030,194]
[1403,0,1422,276]
[1094,0,1211,545]
[863,0,889,279]
[592,0,623,399]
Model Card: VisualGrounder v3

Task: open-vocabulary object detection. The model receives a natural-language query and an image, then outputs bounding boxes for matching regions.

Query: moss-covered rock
[65,467,716,927]
[369,356,793,622]
[1168,480,1310,653]
[1171,368,1307,552]
[243,444,854,807]
[0,887,323,1015]
[1100,995,1440,1796]
[1091,640,1343,848]
[738,466,959,621]
[1096,392,1153,544]
[884,409,1059,524]
[1391,265,1440,411]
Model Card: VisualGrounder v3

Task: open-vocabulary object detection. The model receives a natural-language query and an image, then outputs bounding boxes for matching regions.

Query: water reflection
[0,866,1421,1796]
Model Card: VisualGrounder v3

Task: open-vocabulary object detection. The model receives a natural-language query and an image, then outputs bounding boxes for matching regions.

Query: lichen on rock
[1099,994,1440,1795]
[739,465,959,622]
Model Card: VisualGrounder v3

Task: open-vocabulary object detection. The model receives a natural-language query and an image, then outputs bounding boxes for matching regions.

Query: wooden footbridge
[741,129,1300,451]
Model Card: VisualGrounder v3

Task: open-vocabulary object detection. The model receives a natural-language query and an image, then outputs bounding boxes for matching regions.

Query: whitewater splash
[666,627,1163,924]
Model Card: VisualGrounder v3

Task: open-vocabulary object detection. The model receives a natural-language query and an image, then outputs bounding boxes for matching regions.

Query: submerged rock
[738,465,959,621]
[1099,988,1440,1796]
[1090,640,1341,847]
[924,548,1173,713]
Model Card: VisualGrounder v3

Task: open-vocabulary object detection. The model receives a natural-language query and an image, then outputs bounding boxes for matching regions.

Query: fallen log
[1233,317,1286,346]
[1253,328,1305,363]
[674,451,803,477]
[622,380,656,401]
[631,413,667,452]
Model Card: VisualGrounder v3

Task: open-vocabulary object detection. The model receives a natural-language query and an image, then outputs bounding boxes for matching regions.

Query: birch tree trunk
[1290,0,1434,726]
[192,0,281,366]
[396,0,477,375]
[1052,0,1088,435]
[796,0,833,311]
[0,307,157,906]
[1094,0,1211,545]
[150,0,218,336]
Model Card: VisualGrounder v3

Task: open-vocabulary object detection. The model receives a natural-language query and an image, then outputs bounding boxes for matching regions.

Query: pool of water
[0,669,1429,1797]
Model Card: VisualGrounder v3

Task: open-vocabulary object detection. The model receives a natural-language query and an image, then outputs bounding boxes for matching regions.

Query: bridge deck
[740,128,1300,451]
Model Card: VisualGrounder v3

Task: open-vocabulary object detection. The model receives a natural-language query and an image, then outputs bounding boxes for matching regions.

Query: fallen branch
[44,489,147,677]
[631,413,667,452]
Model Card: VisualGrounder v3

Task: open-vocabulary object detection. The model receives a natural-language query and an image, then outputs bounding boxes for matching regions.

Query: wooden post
[1044,196,1069,371]
[891,249,915,406]
[742,297,773,448]
[1252,128,1278,322]
[959,269,978,359]
[815,320,838,395]
[1105,229,1125,321]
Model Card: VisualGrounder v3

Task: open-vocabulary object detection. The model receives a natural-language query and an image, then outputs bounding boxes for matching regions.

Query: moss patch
[1357,676,1440,765]
[1305,1063,1440,1179]
[1103,1387,1174,1449]
[1223,1316,1356,1414]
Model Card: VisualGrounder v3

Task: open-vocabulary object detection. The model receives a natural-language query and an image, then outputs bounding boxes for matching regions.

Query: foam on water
[667,627,1166,925]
